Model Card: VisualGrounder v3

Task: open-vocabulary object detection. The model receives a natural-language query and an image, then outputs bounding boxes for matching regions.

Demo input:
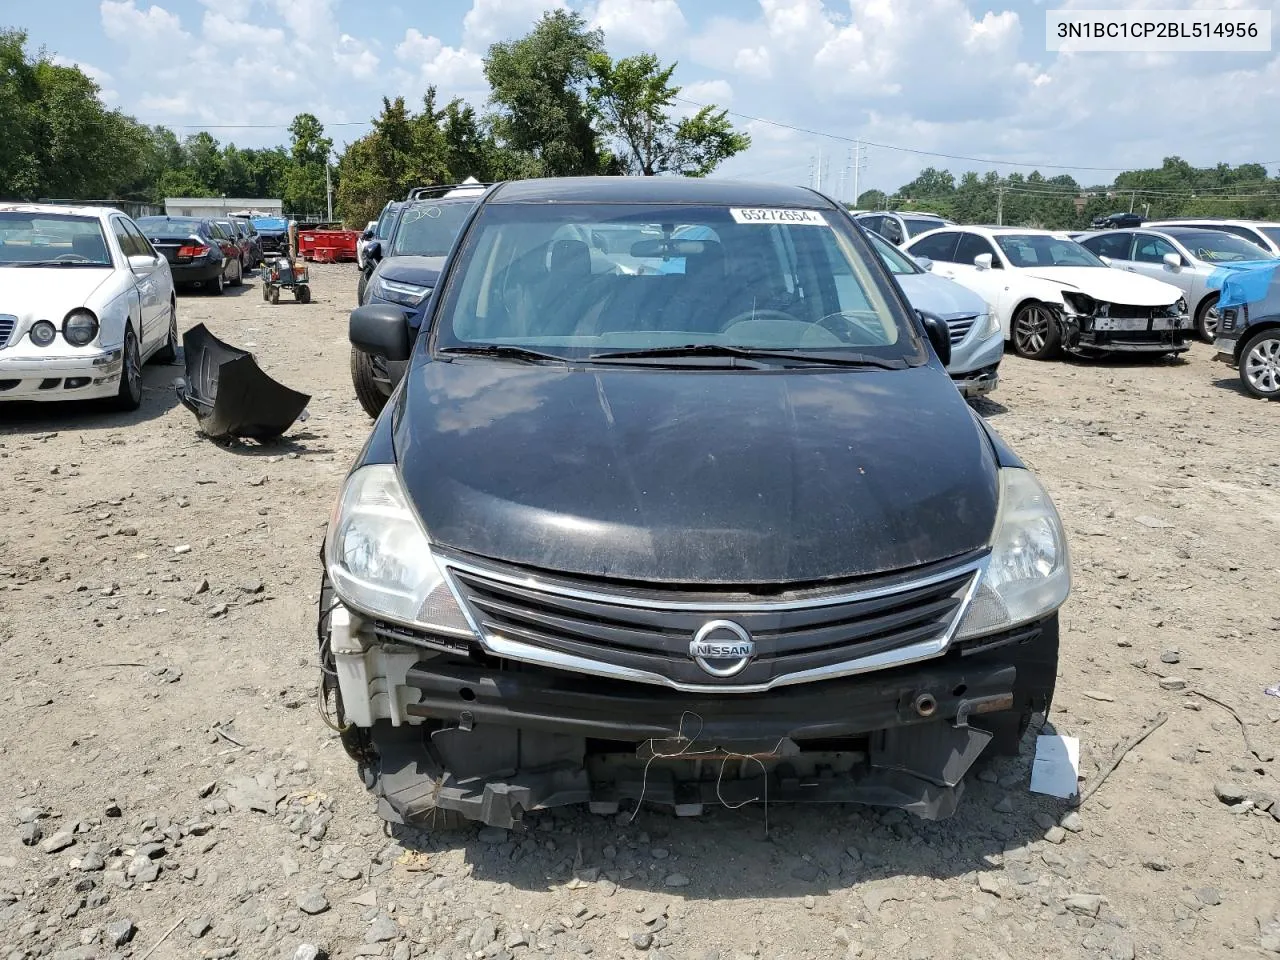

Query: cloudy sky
[14,0,1280,197]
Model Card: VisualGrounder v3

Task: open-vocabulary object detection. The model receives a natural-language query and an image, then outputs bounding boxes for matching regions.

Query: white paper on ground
[1029,734,1080,799]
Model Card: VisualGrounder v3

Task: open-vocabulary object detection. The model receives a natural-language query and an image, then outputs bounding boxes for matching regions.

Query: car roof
[488,176,833,208]
[0,202,116,220]
[1147,218,1280,227]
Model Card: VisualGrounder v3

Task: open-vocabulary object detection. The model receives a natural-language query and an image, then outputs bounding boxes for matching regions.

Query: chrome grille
[444,555,984,692]
[947,315,978,344]
[0,315,15,349]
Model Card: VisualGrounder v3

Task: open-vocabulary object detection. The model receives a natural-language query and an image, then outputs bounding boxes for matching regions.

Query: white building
[164,197,284,218]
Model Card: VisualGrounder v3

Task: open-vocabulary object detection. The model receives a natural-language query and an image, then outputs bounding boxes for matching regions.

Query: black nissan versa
[320,177,1072,830]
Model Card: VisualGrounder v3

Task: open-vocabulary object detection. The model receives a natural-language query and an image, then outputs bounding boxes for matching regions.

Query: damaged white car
[0,204,178,410]
[905,226,1190,360]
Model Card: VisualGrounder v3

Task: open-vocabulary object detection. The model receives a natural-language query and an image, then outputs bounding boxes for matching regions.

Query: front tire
[1195,294,1219,343]
[109,326,143,412]
[1011,303,1061,360]
[351,347,389,419]
[357,269,370,305]
[1240,328,1280,400]
[153,302,178,364]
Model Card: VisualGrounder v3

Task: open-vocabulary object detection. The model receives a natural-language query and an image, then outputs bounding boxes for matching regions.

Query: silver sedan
[1076,226,1277,342]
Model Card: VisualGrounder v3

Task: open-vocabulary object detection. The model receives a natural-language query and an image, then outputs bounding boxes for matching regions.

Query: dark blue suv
[350,184,487,417]
[1213,262,1280,400]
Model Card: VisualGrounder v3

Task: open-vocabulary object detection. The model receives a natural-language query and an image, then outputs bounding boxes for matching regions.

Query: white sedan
[903,225,1191,360]
[0,203,177,410]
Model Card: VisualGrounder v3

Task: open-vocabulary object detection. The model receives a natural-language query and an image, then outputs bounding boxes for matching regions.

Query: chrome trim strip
[441,552,986,612]
[447,556,988,694]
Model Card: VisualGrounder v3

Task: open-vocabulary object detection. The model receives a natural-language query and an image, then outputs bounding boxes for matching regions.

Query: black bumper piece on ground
[177,323,311,440]
[359,618,1057,829]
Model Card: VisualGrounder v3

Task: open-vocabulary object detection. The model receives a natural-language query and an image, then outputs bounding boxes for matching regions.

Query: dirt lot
[2,262,1279,960]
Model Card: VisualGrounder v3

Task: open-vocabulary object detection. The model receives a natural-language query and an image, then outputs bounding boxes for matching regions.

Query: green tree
[283,112,333,216]
[585,52,749,177]
[0,29,40,197]
[483,9,603,176]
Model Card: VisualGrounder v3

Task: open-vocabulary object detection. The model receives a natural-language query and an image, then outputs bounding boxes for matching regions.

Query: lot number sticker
[730,208,828,226]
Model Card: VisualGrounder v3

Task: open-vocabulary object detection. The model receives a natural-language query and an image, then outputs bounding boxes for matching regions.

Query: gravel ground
[2,262,1278,960]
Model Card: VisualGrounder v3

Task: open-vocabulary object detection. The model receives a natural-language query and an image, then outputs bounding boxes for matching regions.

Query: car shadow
[0,358,183,434]
[969,396,1007,417]
[193,429,333,457]
[1060,350,1191,369]
[1209,375,1249,397]
[382,734,1072,899]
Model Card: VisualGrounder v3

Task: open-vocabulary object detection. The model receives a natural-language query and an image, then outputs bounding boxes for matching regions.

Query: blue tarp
[1205,260,1280,309]
[252,216,288,232]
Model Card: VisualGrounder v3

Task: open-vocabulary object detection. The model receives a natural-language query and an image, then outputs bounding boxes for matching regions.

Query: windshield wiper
[437,344,565,363]
[586,344,907,369]
[9,260,108,268]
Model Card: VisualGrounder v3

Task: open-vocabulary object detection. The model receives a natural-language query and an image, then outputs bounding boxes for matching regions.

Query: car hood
[1019,266,1181,305]
[393,361,1000,584]
[0,268,114,316]
[378,256,448,287]
[896,272,989,320]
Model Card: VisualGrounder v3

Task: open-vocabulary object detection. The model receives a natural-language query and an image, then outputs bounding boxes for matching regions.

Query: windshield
[139,217,201,239]
[434,202,918,362]
[995,234,1106,268]
[374,204,400,239]
[903,217,947,238]
[388,200,477,257]
[0,212,113,265]
[1178,231,1275,263]
[868,231,920,275]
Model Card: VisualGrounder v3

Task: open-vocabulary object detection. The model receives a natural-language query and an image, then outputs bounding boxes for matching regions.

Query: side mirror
[350,303,411,361]
[973,253,993,270]
[913,256,934,271]
[1162,252,1182,270]
[916,310,952,367]
[1099,255,1113,266]
[361,228,375,240]
[128,254,156,272]
[365,239,382,262]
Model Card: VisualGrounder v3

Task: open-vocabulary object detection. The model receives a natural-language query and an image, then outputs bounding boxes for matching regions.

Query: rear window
[435,202,918,362]
[139,218,203,239]
[903,217,947,238]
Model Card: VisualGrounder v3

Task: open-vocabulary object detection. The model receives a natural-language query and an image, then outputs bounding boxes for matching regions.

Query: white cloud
[335,34,380,80]
[396,28,487,92]
[732,46,771,78]
[682,79,733,105]
[100,1,189,45]
[463,0,566,48]
[201,11,284,47]
[587,0,687,49]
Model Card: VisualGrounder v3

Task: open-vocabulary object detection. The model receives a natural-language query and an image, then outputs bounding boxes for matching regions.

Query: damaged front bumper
[321,578,1059,829]
[1058,302,1192,355]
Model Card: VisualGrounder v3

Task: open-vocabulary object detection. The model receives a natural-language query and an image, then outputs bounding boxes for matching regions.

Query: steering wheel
[55,253,90,262]
[815,310,890,345]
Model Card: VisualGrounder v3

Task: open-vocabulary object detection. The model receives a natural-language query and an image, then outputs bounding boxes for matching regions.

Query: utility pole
[815,142,823,192]
[1129,190,1136,213]
[851,141,868,207]
[325,160,333,222]
[996,180,1006,226]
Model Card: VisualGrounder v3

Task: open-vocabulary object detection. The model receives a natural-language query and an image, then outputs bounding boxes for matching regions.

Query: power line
[674,94,1280,175]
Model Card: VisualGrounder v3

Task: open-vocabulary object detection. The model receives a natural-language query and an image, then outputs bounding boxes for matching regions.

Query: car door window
[856,215,883,235]
[112,218,143,258]
[122,219,155,258]
[907,230,961,262]
[879,217,905,245]
[955,232,1000,268]
[1133,234,1177,263]
[1081,232,1133,260]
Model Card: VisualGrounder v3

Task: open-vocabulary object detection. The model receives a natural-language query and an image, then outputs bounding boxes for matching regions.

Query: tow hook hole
[913,692,938,718]
[952,683,968,697]
[459,687,476,702]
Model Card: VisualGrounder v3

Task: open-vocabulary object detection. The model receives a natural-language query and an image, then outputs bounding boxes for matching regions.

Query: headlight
[29,320,57,347]
[979,305,1000,338]
[1061,292,1096,316]
[63,309,99,346]
[371,276,431,307]
[954,468,1071,640]
[325,464,474,637]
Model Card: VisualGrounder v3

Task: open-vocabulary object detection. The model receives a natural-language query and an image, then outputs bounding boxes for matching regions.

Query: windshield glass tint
[903,218,946,238]
[389,201,476,257]
[996,234,1106,268]
[1177,231,1275,262]
[0,213,112,265]
[869,231,918,275]
[436,203,915,360]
